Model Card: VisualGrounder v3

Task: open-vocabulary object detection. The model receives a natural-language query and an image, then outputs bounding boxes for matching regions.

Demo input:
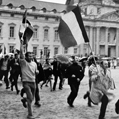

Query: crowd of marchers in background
[0,48,119,119]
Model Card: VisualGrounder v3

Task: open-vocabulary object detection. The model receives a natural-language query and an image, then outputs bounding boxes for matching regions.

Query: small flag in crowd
[58,6,89,48]
[19,10,34,45]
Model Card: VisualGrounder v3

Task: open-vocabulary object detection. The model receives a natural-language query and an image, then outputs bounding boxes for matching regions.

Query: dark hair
[5,55,9,58]
[25,52,32,57]
[14,53,18,56]
[88,57,98,66]
[71,56,75,60]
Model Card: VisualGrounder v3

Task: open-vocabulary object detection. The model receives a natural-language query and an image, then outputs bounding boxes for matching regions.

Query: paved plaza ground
[0,66,119,119]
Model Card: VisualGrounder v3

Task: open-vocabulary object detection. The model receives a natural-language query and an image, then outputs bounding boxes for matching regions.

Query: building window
[33,28,38,39]
[44,47,48,56]
[44,29,49,40]
[54,29,59,41]
[33,46,37,56]
[74,47,77,54]
[9,26,14,38]
[64,47,68,54]
[9,45,14,53]
[54,47,58,55]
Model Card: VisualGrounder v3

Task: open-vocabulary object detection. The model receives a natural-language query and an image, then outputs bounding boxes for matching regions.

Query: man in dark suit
[66,57,84,107]
[0,55,10,89]
[9,53,21,94]
[31,56,45,107]
[51,58,63,91]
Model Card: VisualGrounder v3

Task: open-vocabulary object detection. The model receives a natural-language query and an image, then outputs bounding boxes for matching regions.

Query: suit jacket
[37,62,46,83]
[51,60,60,74]
[66,62,84,85]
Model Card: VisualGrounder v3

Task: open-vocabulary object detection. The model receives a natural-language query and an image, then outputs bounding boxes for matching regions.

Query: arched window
[8,23,16,38]
[19,5,25,10]
[31,6,36,11]
[33,25,39,39]
[41,8,46,12]
[54,27,59,41]
[52,9,57,13]
[7,3,13,9]
[43,26,50,41]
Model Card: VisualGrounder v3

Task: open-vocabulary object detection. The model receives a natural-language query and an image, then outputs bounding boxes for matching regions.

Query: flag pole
[22,9,28,52]
[24,9,28,52]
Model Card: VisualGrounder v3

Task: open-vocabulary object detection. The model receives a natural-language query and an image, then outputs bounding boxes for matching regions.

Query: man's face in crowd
[26,52,33,62]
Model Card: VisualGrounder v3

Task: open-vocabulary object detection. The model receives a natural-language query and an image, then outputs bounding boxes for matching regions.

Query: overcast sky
[36,0,66,4]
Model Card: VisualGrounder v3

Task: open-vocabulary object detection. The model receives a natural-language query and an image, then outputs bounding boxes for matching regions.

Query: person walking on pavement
[33,56,43,107]
[41,58,53,90]
[0,54,10,89]
[83,57,115,119]
[51,58,63,91]
[20,56,45,108]
[9,53,21,94]
[83,56,98,107]
[66,56,84,107]
[19,40,39,119]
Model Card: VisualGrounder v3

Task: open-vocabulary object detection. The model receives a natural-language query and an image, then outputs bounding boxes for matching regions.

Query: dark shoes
[11,86,13,91]
[20,88,25,97]
[27,115,35,119]
[52,88,56,91]
[59,87,63,90]
[84,91,92,107]
[69,104,74,107]
[34,102,41,107]
[6,86,10,89]
[67,99,74,108]
[16,90,20,95]
[98,115,105,119]
[88,102,92,107]
[21,98,27,108]
[45,84,48,87]
[83,91,89,99]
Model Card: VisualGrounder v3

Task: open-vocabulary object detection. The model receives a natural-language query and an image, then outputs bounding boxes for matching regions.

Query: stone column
[89,26,93,54]
[116,28,119,57]
[96,27,100,55]
[105,27,109,56]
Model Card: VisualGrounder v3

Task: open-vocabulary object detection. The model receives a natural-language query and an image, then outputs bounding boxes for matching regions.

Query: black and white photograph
[0,0,119,119]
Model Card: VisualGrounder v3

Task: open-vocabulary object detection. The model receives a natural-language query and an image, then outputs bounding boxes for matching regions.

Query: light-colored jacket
[89,64,115,104]
[89,64,103,104]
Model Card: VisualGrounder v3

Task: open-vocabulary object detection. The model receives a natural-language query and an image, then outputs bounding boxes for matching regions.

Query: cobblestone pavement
[0,67,119,119]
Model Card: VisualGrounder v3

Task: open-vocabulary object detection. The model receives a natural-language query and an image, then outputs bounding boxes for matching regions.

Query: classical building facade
[0,0,73,58]
[67,0,119,57]
[0,0,119,58]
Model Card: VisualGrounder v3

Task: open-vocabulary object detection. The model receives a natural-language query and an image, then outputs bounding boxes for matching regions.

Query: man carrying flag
[58,5,89,48]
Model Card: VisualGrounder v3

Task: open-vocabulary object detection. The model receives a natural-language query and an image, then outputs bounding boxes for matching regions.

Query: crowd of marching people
[0,44,119,119]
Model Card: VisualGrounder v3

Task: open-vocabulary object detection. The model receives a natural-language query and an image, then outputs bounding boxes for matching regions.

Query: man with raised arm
[19,40,38,119]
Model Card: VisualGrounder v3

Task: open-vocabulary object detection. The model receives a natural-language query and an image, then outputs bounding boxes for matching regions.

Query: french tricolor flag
[58,6,89,48]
